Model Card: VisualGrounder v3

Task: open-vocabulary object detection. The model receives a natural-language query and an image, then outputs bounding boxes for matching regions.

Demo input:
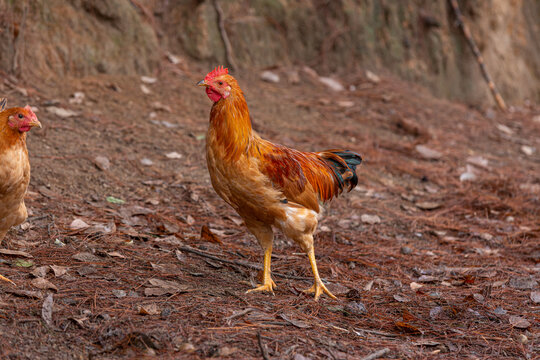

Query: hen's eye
[18,114,23,119]
[218,81,223,85]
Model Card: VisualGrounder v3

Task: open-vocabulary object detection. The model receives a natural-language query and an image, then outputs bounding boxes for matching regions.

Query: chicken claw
[246,278,277,295]
[0,274,15,285]
[303,281,336,301]
[303,247,337,301]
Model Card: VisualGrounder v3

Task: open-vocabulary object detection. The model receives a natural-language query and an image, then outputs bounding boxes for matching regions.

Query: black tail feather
[323,150,362,191]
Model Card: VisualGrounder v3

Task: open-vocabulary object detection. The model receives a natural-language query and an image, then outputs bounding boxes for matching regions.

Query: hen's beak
[29,118,42,129]
[197,79,208,87]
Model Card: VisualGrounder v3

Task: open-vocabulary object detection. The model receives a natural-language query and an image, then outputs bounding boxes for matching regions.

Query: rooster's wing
[254,140,342,212]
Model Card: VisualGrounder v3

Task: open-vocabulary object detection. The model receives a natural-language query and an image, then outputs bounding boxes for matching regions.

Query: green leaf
[13,259,34,268]
[106,196,125,204]
[195,134,206,141]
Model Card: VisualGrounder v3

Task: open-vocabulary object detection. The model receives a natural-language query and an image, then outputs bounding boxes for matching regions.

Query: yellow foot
[246,279,277,294]
[303,281,337,301]
[0,274,15,285]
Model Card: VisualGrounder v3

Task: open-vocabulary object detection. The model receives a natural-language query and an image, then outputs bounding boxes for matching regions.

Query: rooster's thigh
[244,220,274,250]
[276,206,318,251]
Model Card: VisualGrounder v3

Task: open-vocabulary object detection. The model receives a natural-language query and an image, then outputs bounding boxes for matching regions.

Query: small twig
[448,0,507,111]
[212,0,238,71]
[257,331,271,360]
[12,3,28,75]
[359,348,390,360]
[224,289,251,305]
[16,318,41,324]
[178,245,312,281]
[46,215,56,238]
[354,328,398,338]
[27,214,50,222]
[224,307,257,322]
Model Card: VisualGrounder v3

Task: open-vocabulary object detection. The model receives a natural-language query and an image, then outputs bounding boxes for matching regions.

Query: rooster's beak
[197,79,208,87]
[29,118,42,129]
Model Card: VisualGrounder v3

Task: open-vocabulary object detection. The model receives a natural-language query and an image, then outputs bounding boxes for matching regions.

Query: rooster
[0,98,41,284]
[198,67,362,300]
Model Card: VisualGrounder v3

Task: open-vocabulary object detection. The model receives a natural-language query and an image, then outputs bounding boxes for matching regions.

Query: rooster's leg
[303,246,337,301]
[246,224,276,294]
[246,244,276,294]
[282,208,336,301]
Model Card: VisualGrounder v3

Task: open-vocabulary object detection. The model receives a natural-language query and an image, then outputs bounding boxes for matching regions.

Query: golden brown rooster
[198,67,362,300]
[0,98,41,284]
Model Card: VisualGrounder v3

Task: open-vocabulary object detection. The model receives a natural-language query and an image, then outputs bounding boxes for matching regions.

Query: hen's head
[3,105,41,133]
[197,66,237,103]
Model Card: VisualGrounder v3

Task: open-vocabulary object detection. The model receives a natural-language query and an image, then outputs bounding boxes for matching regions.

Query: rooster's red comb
[205,66,229,81]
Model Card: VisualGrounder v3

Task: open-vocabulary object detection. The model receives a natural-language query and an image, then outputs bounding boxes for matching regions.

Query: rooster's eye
[218,81,223,85]
[18,114,23,119]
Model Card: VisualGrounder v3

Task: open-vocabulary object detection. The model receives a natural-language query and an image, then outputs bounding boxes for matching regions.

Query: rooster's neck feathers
[209,84,254,162]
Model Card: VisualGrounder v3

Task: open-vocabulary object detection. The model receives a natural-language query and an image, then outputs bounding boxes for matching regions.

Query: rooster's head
[197,66,237,103]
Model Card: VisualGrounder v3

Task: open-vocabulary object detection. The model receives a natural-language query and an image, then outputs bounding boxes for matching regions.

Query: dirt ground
[0,62,538,359]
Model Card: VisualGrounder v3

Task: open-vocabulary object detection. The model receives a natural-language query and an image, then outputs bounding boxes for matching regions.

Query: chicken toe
[302,281,336,301]
[0,274,15,285]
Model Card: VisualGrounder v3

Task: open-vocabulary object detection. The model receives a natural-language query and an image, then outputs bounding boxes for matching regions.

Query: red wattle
[206,87,223,103]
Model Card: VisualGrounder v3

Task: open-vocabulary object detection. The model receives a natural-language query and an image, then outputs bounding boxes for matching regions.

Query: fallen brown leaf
[413,340,440,346]
[31,266,49,278]
[42,294,54,327]
[69,316,88,328]
[144,288,172,297]
[31,278,58,291]
[402,308,416,322]
[280,313,311,328]
[395,321,422,335]
[393,294,410,303]
[6,289,43,299]
[509,316,530,329]
[72,252,100,262]
[0,249,33,258]
[144,278,190,296]
[50,265,67,277]
[137,303,160,315]
[200,225,222,245]
[107,251,126,258]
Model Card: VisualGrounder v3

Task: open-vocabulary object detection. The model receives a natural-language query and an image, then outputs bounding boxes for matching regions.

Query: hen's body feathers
[0,144,29,240]
[0,104,38,243]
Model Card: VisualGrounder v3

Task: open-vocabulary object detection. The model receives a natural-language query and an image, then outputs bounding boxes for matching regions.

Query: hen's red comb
[205,66,228,81]
[23,105,37,119]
